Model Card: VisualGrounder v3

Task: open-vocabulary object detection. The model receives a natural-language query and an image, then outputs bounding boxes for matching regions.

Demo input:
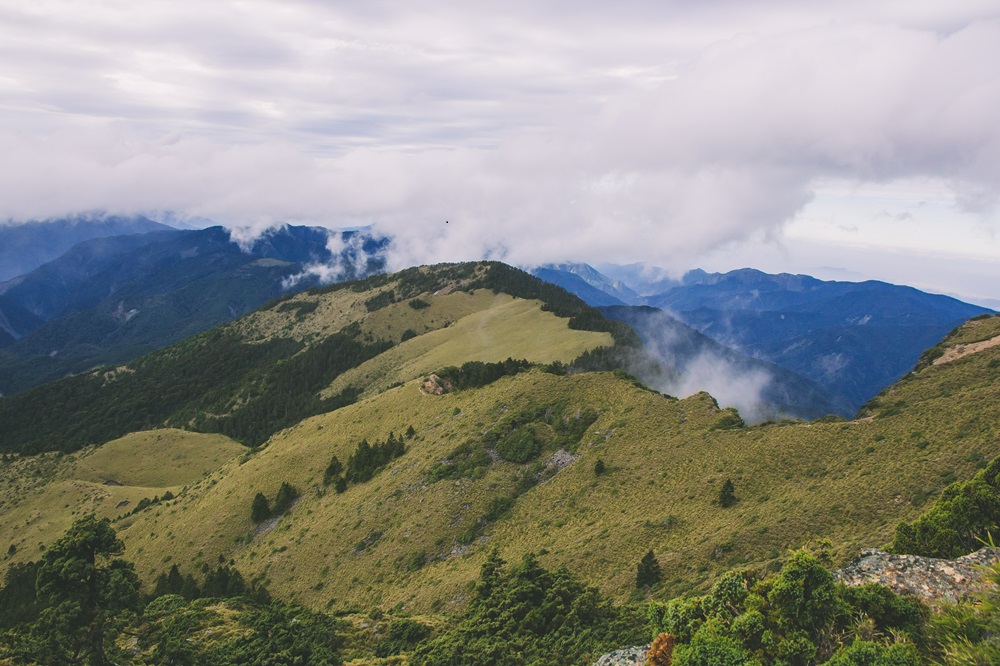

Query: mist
[601,305,847,422]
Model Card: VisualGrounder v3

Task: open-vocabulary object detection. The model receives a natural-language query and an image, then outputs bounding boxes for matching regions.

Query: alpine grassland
[0,261,997,664]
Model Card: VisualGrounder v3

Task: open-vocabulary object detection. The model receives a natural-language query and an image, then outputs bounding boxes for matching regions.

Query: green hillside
[0,262,622,454]
[0,263,998,664]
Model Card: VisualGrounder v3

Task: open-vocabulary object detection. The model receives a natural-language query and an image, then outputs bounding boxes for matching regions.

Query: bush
[649,550,928,665]
[495,428,541,464]
[647,632,677,666]
[891,454,1000,557]
[374,617,433,657]
[414,551,647,665]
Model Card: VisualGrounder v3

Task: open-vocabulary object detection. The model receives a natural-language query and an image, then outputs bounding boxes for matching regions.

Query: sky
[0,1,998,305]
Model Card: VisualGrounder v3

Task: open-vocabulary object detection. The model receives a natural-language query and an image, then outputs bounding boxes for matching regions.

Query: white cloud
[0,1,997,293]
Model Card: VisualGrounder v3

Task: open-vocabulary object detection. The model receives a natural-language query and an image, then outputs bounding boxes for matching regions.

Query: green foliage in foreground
[0,516,344,665]
[413,549,648,665]
[891,454,1000,558]
[649,551,926,666]
[138,595,344,665]
[1,515,142,665]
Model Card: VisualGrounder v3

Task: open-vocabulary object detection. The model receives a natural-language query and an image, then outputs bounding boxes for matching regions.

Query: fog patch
[664,352,775,424]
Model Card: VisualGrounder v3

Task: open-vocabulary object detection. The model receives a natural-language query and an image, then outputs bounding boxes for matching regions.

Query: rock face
[834,547,1000,605]
[593,645,649,666]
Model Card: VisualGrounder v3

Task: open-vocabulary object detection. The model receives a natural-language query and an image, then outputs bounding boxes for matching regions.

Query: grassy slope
[0,276,613,578]
[2,273,997,622]
[0,429,243,567]
[104,317,1000,613]
[323,290,613,399]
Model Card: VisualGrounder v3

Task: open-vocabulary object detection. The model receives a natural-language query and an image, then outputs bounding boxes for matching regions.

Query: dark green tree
[636,549,663,589]
[251,492,271,522]
[594,459,607,476]
[719,479,737,508]
[324,455,344,485]
[31,514,141,665]
[273,482,300,514]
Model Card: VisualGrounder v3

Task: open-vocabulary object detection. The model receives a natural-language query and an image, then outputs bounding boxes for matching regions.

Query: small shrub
[594,459,607,476]
[646,632,677,666]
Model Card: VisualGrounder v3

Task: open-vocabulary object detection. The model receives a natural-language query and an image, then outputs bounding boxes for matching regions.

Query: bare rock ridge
[834,546,1000,605]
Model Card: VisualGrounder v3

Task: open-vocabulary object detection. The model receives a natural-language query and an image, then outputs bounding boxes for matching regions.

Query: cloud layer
[1,1,998,273]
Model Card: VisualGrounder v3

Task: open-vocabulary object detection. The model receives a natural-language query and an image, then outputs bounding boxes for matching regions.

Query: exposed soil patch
[934,333,1000,365]
[420,373,452,395]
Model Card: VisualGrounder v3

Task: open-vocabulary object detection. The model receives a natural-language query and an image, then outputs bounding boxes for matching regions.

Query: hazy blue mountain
[0,224,388,395]
[0,214,172,282]
[600,305,854,420]
[534,264,993,413]
[530,268,626,307]
[536,263,640,303]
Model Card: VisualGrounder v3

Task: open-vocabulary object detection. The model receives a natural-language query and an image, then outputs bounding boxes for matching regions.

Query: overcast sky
[1,1,998,304]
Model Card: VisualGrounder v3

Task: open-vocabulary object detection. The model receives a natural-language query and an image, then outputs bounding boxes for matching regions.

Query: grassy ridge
[0,262,621,454]
[1,264,996,628]
[99,319,999,612]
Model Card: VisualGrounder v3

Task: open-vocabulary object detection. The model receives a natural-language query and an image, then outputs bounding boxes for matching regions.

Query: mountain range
[0,214,172,282]
[533,263,992,413]
[0,223,388,396]
[0,215,992,419]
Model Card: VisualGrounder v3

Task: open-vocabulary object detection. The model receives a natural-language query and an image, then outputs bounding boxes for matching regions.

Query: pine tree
[32,515,141,665]
[719,479,737,508]
[251,492,271,522]
[273,482,300,514]
[636,549,662,589]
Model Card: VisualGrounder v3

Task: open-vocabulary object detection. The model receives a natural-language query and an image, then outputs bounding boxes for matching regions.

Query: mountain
[530,267,627,307]
[532,263,639,304]
[644,268,992,411]
[0,262,997,624]
[0,224,388,395]
[599,305,854,420]
[534,263,993,412]
[0,213,172,282]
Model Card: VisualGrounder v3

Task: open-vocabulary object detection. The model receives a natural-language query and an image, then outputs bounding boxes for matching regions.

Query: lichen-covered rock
[593,644,649,666]
[834,547,1000,605]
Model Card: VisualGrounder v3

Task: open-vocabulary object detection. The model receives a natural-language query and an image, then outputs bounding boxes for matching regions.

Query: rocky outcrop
[593,645,649,666]
[834,547,1000,605]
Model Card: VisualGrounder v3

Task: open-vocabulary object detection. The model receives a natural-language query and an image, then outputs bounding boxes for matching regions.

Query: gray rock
[593,644,649,666]
[834,547,1000,605]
